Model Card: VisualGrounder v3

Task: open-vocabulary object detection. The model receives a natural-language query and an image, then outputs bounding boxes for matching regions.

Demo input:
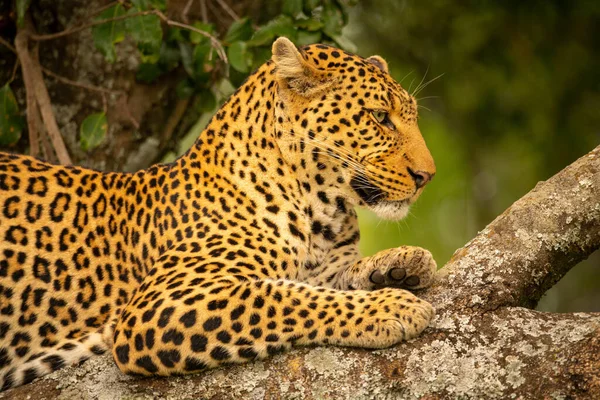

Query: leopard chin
[349,175,413,220]
[369,200,411,221]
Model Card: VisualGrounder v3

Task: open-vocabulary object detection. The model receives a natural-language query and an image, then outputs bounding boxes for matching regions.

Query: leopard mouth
[350,174,413,220]
[350,175,386,205]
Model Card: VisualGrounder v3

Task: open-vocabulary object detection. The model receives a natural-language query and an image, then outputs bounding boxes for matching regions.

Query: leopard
[0,37,437,391]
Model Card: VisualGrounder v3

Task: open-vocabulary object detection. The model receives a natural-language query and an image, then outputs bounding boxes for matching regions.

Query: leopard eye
[371,110,395,130]
[372,110,387,123]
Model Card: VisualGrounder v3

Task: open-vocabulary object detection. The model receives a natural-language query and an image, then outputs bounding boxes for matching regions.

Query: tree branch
[42,67,123,95]
[14,31,41,158]
[215,0,240,21]
[0,36,16,53]
[15,20,72,164]
[426,145,600,314]
[159,96,191,143]
[2,146,599,399]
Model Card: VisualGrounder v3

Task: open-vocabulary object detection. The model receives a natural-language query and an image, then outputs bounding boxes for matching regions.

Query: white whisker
[413,73,444,97]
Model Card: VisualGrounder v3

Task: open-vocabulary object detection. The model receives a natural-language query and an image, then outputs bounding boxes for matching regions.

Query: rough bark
[2,147,599,399]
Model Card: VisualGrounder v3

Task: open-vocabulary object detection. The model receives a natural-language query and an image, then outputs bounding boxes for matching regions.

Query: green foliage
[248,15,296,46]
[224,18,253,43]
[283,0,304,17]
[91,0,356,88]
[79,112,107,151]
[0,85,24,146]
[85,0,358,137]
[125,0,163,63]
[189,22,214,45]
[92,5,126,63]
[228,41,251,73]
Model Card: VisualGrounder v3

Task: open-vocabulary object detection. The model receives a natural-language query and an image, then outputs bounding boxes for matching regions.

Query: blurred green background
[345,1,600,312]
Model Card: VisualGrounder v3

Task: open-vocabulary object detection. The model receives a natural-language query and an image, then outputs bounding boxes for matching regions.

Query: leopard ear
[367,55,388,73]
[272,37,326,96]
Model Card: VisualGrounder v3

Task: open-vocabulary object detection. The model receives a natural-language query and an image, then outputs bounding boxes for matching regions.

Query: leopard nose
[407,168,433,189]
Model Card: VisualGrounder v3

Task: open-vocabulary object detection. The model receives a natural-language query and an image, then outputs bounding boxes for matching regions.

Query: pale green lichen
[505,356,525,388]
[404,338,507,398]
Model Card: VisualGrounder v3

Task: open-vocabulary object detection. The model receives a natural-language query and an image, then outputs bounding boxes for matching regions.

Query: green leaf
[224,18,253,43]
[0,85,24,146]
[228,41,251,73]
[283,0,304,17]
[92,4,126,63]
[295,17,323,31]
[179,42,195,77]
[16,0,31,27]
[79,112,107,151]
[192,42,213,81]
[167,27,185,42]
[321,3,344,37]
[248,15,296,47]
[130,0,152,10]
[296,30,322,46]
[190,22,215,45]
[331,34,357,52]
[125,9,163,62]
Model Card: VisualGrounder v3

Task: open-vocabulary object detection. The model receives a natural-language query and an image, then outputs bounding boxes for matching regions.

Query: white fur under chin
[369,201,411,221]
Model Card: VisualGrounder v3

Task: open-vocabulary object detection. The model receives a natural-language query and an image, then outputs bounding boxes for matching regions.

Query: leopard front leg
[338,246,437,291]
[112,270,434,376]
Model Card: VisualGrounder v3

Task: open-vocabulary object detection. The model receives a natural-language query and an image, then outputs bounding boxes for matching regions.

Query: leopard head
[271,37,435,220]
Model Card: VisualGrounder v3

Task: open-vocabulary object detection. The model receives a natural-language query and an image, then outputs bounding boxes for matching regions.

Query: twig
[161,17,227,63]
[10,60,20,84]
[16,19,72,164]
[87,1,120,20]
[29,9,228,64]
[160,97,190,143]
[44,65,140,129]
[29,89,45,159]
[39,123,58,163]
[31,66,72,163]
[0,36,16,52]
[182,0,195,23]
[200,0,208,23]
[30,11,153,41]
[214,0,239,21]
[122,96,140,129]
[15,31,41,158]
[42,67,122,94]
[206,1,227,26]
[101,93,108,114]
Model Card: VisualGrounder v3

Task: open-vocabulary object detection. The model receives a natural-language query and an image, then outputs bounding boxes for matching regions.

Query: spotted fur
[0,38,437,391]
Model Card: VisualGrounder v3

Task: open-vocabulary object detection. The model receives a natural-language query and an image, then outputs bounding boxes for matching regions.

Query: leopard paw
[344,246,436,291]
